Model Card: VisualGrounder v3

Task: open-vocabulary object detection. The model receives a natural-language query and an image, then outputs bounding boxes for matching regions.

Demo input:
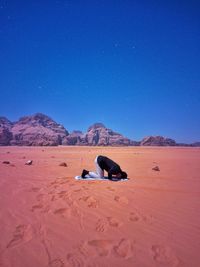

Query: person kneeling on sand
[81,155,127,180]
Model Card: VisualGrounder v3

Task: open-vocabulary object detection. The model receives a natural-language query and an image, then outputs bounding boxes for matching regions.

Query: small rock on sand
[152,166,160,171]
[25,160,33,165]
[59,162,67,167]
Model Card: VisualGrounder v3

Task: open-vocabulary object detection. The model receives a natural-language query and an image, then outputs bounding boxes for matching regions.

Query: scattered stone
[152,166,160,171]
[25,160,33,165]
[59,162,67,167]
[2,161,10,164]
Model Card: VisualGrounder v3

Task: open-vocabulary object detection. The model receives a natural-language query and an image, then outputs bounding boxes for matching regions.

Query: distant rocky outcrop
[10,113,69,146]
[190,142,200,147]
[84,123,132,146]
[63,123,133,146]
[0,113,198,147]
[140,136,176,146]
[0,117,13,145]
[63,130,87,145]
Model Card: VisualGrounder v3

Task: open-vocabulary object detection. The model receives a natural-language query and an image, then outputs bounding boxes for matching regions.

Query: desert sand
[0,146,200,267]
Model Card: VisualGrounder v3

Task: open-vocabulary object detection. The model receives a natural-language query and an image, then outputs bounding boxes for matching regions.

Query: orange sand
[0,146,200,267]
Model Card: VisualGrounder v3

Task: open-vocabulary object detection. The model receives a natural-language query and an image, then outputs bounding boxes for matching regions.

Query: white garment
[87,155,104,178]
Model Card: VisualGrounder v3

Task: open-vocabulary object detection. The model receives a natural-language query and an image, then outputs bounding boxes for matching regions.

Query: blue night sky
[0,0,200,143]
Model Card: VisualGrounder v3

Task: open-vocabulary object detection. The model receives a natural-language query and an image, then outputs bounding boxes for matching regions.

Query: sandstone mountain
[140,136,176,146]
[10,113,69,146]
[0,117,13,145]
[0,114,133,146]
[64,123,135,146]
[63,130,87,146]
[84,123,133,146]
[189,142,200,147]
[0,113,198,146]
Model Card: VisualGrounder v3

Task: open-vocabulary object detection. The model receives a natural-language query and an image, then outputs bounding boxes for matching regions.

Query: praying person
[81,155,127,180]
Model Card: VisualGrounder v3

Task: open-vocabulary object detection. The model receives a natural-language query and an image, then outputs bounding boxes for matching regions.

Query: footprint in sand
[73,189,82,193]
[95,218,109,232]
[69,204,82,218]
[77,243,100,267]
[87,239,113,257]
[7,224,34,248]
[31,203,50,213]
[66,202,84,229]
[129,210,154,225]
[66,239,133,265]
[54,208,68,216]
[80,196,99,208]
[129,212,140,222]
[49,178,69,188]
[82,186,89,191]
[59,180,70,185]
[36,194,45,201]
[95,217,122,232]
[30,187,40,192]
[142,214,154,225]
[31,204,44,212]
[151,245,180,267]
[66,241,92,267]
[50,190,72,204]
[114,195,129,205]
[57,191,68,198]
[49,259,65,267]
[107,217,122,228]
[114,238,134,259]
[106,186,115,192]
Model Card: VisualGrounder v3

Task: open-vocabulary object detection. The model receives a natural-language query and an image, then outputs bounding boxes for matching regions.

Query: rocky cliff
[10,113,69,146]
[63,130,87,146]
[0,113,198,146]
[84,123,132,146]
[0,117,13,145]
[64,123,133,146]
[140,136,176,146]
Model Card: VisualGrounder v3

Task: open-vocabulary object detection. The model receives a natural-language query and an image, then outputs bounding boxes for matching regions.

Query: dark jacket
[97,155,122,179]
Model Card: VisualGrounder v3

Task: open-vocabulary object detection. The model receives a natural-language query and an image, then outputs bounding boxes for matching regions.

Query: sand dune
[0,146,200,267]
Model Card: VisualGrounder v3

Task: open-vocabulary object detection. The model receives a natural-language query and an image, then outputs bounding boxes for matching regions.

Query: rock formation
[10,113,69,146]
[63,123,133,146]
[190,142,200,147]
[140,136,176,146]
[84,123,132,146]
[63,131,87,146]
[1,112,198,147]
[0,117,13,145]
